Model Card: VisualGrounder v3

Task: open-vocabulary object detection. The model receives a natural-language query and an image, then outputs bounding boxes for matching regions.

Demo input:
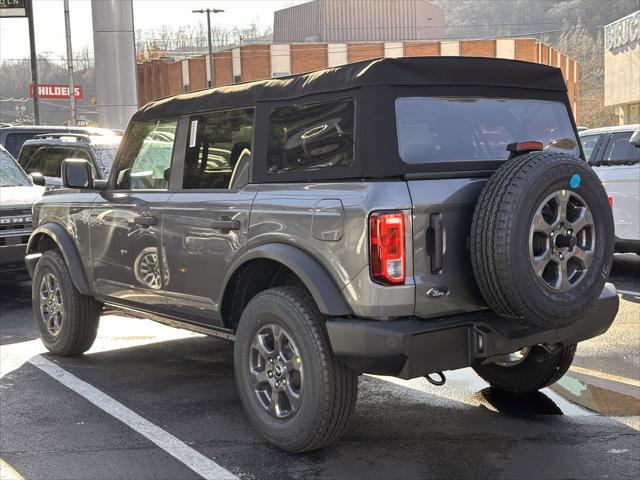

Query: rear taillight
[370,211,406,285]
[608,196,613,208]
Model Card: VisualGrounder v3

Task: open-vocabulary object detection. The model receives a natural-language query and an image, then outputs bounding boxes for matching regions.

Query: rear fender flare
[222,243,353,317]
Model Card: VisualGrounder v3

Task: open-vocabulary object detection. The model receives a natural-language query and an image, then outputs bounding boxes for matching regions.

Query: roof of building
[133,56,568,122]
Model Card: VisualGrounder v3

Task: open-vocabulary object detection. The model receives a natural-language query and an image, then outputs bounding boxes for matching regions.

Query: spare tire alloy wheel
[530,190,595,292]
[471,151,614,329]
[250,324,303,418]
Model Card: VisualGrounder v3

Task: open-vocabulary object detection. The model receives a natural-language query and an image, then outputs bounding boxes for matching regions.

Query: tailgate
[407,178,487,318]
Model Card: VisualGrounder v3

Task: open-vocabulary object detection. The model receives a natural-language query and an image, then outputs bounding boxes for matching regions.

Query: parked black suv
[0,125,118,158]
[18,133,121,188]
[26,57,618,452]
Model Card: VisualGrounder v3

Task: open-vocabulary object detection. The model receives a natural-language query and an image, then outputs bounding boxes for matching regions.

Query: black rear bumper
[326,283,619,379]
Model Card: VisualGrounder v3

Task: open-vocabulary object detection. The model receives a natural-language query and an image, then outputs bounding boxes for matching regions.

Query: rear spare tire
[470,152,614,329]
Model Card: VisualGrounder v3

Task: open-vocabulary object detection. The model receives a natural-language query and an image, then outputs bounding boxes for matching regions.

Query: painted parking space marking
[569,365,640,388]
[28,355,238,480]
[0,458,25,480]
[616,288,640,297]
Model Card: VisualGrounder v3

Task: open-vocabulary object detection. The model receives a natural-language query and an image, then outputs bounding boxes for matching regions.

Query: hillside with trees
[432,0,640,127]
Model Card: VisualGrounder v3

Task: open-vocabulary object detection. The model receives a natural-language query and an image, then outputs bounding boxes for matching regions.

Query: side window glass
[579,134,603,163]
[37,147,71,177]
[113,119,178,190]
[18,144,40,171]
[72,148,91,161]
[603,132,640,164]
[182,108,254,190]
[267,99,354,173]
[6,133,32,158]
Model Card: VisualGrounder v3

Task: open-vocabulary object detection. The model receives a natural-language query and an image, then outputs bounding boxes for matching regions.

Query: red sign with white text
[29,84,84,100]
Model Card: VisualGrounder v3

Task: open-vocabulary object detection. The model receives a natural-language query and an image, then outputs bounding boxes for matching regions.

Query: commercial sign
[29,84,84,100]
[0,0,26,17]
[605,10,640,51]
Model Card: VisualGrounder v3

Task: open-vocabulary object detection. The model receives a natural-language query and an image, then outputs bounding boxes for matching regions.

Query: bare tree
[547,20,617,128]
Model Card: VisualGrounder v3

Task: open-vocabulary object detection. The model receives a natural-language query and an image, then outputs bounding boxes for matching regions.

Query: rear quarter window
[267,99,354,173]
[396,97,580,164]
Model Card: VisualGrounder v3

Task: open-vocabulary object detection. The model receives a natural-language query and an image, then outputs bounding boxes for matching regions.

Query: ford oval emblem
[427,287,450,299]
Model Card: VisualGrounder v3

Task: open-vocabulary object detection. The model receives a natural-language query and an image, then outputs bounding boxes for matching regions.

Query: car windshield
[0,149,31,187]
[88,141,120,178]
[396,97,580,164]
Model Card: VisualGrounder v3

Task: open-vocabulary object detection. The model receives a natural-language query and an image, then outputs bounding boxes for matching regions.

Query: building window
[272,72,290,78]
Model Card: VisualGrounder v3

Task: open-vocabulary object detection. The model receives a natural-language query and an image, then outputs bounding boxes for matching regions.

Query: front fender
[26,223,92,295]
[224,243,353,316]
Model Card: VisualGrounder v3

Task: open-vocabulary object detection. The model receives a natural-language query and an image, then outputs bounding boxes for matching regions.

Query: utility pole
[26,0,40,125]
[192,8,224,88]
[63,0,77,126]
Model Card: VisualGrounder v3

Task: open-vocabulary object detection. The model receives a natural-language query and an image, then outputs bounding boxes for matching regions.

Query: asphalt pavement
[1,254,638,480]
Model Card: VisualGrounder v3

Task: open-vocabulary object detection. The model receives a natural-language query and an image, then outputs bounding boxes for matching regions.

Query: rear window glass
[267,99,354,173]
[396,97,579,164]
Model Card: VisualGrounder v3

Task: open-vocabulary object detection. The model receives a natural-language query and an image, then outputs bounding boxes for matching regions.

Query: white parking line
[29,355,238,480]
[617,289,640,297]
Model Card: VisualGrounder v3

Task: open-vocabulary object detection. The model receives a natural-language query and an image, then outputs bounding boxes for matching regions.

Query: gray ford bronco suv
[26,57,618,452]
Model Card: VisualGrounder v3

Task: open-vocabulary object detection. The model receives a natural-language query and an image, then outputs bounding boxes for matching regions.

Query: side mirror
[630,130,640,147]
[30,172,46,186]
[61,158,95,189]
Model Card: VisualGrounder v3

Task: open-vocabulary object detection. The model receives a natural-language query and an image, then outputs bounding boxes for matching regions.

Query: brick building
[137,38,581,121]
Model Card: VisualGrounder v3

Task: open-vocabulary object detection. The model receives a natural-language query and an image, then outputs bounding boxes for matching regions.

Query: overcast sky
[0,0,306,62]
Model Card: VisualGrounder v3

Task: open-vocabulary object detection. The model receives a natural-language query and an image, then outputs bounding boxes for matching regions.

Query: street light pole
[26,0,40,125]
[63,0,77,126]
[192,8,224,88]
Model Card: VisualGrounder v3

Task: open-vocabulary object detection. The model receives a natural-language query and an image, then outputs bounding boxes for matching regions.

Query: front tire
[472,344,576,394]
[234,286,357,452]
[32,250,101,356]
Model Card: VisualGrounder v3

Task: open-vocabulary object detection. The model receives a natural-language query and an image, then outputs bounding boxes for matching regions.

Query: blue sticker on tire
[570,174,581,189]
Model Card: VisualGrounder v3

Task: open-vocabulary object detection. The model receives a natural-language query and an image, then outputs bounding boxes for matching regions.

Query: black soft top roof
[133,56,567,122]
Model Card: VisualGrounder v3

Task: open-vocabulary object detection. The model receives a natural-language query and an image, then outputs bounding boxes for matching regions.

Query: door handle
[133,215,158,227]
[211,218,241,231]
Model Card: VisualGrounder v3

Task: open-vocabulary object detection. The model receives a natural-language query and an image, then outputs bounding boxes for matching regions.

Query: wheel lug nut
[275,382,279,387]
[269,358,274,364]
[267,371,273,378]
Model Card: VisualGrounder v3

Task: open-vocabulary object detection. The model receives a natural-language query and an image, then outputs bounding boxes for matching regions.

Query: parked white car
[580,125,640,254]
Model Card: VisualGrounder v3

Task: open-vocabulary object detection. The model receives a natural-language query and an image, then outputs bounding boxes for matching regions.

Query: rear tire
[32,250,101,356]
[472,344,576,394]
[234,286,358,452]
